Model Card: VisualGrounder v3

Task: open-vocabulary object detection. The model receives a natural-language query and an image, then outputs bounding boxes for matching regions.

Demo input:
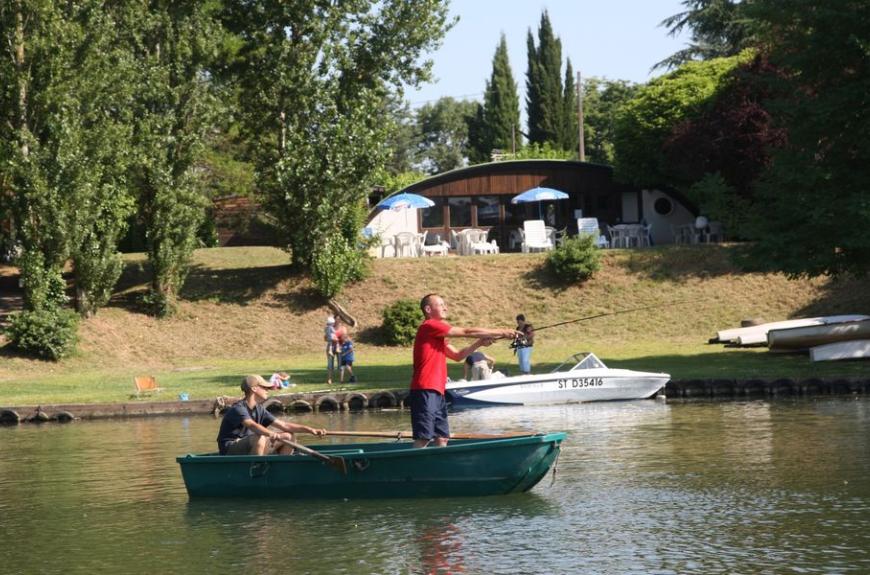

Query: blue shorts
[409,389,450,440]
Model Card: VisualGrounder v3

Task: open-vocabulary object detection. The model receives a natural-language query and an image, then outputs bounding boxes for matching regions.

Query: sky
[406,0,690,109]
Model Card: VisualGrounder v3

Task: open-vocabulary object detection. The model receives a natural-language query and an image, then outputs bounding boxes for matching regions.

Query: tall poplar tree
[526,11,564,146]
[120,3,222,317]
[0,2,133,321]
[470,34,521,162]
[223,1,452,296]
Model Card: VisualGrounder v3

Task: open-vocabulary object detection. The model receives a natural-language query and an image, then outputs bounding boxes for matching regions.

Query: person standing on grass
[410,293,519,448]
[339,337,356,383]
[324,316,337,385]
[515,313,535,375]
[217,375,325,455]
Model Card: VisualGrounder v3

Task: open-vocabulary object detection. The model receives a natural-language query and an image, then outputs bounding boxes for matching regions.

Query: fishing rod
[509,300,702,348]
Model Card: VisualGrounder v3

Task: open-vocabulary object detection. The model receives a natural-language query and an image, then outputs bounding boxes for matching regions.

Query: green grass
[1,244,868,406]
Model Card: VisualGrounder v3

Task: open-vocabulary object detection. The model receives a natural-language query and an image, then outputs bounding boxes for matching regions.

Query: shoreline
[3,377,868,425]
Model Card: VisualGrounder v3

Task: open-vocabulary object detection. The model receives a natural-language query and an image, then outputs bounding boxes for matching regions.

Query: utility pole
[577,70,585,162]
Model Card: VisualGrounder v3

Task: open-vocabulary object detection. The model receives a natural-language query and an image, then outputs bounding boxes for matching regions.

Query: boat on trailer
[445,352,670,407]
[177,432,566,499]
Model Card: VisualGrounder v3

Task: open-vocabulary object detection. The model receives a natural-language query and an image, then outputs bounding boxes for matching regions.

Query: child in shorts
[339,338,356,383]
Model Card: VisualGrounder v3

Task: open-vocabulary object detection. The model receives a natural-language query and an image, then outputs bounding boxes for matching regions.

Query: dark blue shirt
[216,400,276,454]
[341,340,355,363]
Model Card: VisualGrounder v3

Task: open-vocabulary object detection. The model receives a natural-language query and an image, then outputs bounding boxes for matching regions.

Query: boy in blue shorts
[340,338,356,383]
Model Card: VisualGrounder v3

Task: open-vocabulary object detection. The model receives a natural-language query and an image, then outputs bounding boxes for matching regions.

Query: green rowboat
[176,432,566,499]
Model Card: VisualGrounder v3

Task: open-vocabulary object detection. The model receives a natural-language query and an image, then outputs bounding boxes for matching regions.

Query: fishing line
[509,299,704,349]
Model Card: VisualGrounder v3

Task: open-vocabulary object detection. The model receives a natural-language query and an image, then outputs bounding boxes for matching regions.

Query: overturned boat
[446,352,670,407]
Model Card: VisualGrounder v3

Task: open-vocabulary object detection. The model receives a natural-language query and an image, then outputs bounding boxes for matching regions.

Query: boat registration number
[557,377,603,389]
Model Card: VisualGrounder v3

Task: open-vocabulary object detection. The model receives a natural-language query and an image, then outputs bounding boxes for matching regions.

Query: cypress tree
[486,34,521,156]
[561,58,578,154]
[470,34,521,162]
[526,11,564,146]
[525,29,543,145]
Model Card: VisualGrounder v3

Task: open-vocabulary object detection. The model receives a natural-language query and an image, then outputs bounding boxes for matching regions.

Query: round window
[653,197,673,216]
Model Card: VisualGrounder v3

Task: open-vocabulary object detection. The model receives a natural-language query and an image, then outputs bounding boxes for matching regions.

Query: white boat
[768,319,870,351]
[716,315,869,345]
[445,352,670,407]
[810,339,870,362]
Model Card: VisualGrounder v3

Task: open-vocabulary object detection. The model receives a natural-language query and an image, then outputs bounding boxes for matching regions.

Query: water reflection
[1,399,870,574]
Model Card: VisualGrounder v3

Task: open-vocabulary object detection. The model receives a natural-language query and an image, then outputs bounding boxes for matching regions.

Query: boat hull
[446,370,669,407]
[810,339,870,362]
[768,320,870,351]
[176,433,566,499]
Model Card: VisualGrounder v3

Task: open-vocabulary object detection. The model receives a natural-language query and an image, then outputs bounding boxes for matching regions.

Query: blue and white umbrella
[511,187,569,220]
[510,187,569,204]
[376,192,435,211]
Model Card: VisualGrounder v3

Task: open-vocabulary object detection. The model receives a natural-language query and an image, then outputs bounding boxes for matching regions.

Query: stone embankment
[1,378,868,425]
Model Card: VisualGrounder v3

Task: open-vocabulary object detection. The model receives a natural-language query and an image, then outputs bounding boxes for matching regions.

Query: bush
[546,234,602,282]
[311,235,370,298]
[6,308,80,360]
[382,299,424,346]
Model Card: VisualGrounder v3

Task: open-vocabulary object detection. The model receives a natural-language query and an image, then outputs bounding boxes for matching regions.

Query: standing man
[410,293,518,448]
[217,375,325,455]
[515,314,535,375]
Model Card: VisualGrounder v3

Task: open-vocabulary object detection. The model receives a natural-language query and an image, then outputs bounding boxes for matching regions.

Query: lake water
[1,397,869,575]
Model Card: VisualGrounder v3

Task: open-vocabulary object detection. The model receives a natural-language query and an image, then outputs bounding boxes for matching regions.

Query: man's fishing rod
[509,300,701,348]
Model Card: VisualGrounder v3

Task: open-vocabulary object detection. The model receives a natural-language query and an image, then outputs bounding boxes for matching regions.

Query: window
[448,197,472,227]
[504,197,535,225]
[421,197,444,228]
[654,197,673,216]
[476,195,500,226]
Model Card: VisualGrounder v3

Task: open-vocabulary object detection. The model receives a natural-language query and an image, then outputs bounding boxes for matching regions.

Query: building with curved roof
[368,159,698,252]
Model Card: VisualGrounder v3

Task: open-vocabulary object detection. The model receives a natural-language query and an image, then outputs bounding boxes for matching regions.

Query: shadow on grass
[616,244,737,282]
[791,275,870,318]
[608,348,870,380]
[109,258,312,312]
[520,261,576,294]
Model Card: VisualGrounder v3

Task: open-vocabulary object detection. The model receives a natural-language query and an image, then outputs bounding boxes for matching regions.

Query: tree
[223,0,453,296]
[612,53,750,187]
[469,34,521,162]
[121,3,223,317]
[581,78,638,165]
[738,0,870,277]
[655,0,752,70]
[560,59,578,154]
[0,1,134,321]
[415,97,478,174]
[662,55,786,233]
[526,11,564,146]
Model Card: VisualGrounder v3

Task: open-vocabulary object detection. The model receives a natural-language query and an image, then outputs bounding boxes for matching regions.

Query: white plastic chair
[577,218,608,248]
[394,232,421,257]
[521,220,554,252]
[420,231,449,256]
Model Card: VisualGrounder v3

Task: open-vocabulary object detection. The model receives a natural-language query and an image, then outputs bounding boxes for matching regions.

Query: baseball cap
[326,316,335,324]
[241,374,276,392]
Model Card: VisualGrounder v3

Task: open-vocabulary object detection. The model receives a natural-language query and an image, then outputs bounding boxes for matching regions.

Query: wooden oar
[278,438,347,475]
[325,430,535,440]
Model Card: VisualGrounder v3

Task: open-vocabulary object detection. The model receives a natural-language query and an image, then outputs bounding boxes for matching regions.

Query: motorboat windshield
[549,352,608,373]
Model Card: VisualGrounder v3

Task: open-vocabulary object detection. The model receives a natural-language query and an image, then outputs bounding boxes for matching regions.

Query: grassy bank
[1,245,868,406]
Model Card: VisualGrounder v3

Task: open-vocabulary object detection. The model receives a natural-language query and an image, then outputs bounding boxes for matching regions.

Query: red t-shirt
[410,319,452,393]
